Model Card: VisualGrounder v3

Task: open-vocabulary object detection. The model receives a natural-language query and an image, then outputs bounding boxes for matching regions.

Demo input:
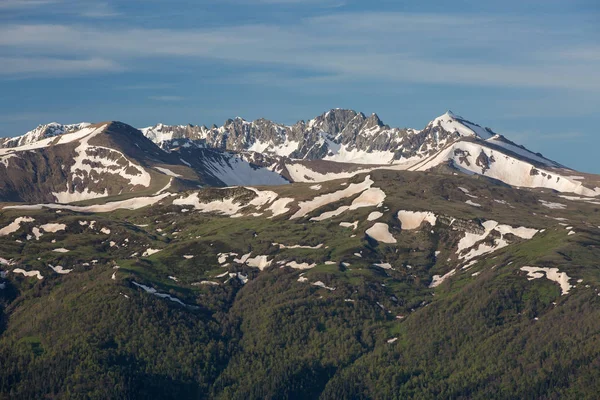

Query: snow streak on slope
[5,193,172,213]
[0,125,103,155]
[53,124,151,202]
[365,223,396,244]
[310,187,385,221]
[409,141,600,197]
[291,175,374,219]
[285,163,374,183]
[1,122,91,149]
[457,220,539,261]
[397,211,437,230]
[521,266,572,295]
[322,144,396,165]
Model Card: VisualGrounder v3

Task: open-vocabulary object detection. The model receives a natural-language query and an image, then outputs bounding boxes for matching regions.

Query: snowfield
[397,211,436,230]
[310,187,385,221]
[429,269,457,288]
[457,220,539,261]
[520,266,572,295]
[13,268,43,280]
[291,175,374,219]
[5,193,173,213]
[365,223,396,244]
[0,217,35,236]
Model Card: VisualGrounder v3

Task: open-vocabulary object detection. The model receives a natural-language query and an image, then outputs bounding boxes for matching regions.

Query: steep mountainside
[1,168,600,398]
[5,110,598,202]
[0,122,92,149]
[141,110,599,197]
[0,121,292,203]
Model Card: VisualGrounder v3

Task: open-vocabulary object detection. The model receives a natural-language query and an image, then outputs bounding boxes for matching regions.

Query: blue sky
[1,0,599,172]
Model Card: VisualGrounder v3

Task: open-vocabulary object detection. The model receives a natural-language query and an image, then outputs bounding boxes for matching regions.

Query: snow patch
[13,268,43,280]
[520,266,572,295]
[397,211,436,230]
[430,269,456,288]
[0,217,35,236]
[291,175,374,219]
[365,223,396,244]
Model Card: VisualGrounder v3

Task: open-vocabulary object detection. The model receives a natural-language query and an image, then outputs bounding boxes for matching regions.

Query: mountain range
[0,109,598,204]
[1,109,600,399]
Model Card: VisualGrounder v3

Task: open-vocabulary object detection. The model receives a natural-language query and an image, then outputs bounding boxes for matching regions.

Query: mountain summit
[0,110,598,204]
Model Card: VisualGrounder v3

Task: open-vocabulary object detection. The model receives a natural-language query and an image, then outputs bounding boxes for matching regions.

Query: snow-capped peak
[0,122,92,149]
[428,111,494,140]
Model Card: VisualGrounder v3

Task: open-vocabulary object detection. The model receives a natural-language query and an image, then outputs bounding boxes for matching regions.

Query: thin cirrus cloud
[148,96,185,102]
[0,56,121,75]
[0,0,120,18]
[0,12,598,91]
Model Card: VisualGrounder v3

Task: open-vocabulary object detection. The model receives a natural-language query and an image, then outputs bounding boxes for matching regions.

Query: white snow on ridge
[267,198,294,218]
[13,268,43,280]
[457,220,539,261]
[367,211,383,221]
[373,262,393,270]
[132,281,198,309]
[520,266,572,295]
[274,243,324,249]
[174,187,285,217]
[142,248,161,257]
[397,211,436,230]
[340,221,359,230]
[49,265,72,274]
[51,124,152,203]
[539,200,567,210]
[429,111,493,140]
[5,193,172,213]
[291,175,374,219]
[53,188,108,204]
[285,163,373,183]
[174,193,243,215]
[311,187,385,221]
[312,281,335,291]
[365,223,396,244]
[0,125,99,156]
[39,223,66,233]
[0,217,35,236]
[409,140,600,197]
[248,139,299,157]
[286,261,317,270]
[246,255,272,270]
[155,167,182,177]
[323,144,396,165]
[429,269,457,288]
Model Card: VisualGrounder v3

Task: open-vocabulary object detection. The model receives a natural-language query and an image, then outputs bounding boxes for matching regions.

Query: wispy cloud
[0,0,121,18]
[120,83,174,90]
[78,2,120,18]
[0,56,121,76]
[0,12,598,90]
[0,0,60,8]
[148,95,184,101]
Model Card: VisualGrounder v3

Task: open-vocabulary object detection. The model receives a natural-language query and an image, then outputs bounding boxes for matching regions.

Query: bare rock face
[139,109,445,163]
